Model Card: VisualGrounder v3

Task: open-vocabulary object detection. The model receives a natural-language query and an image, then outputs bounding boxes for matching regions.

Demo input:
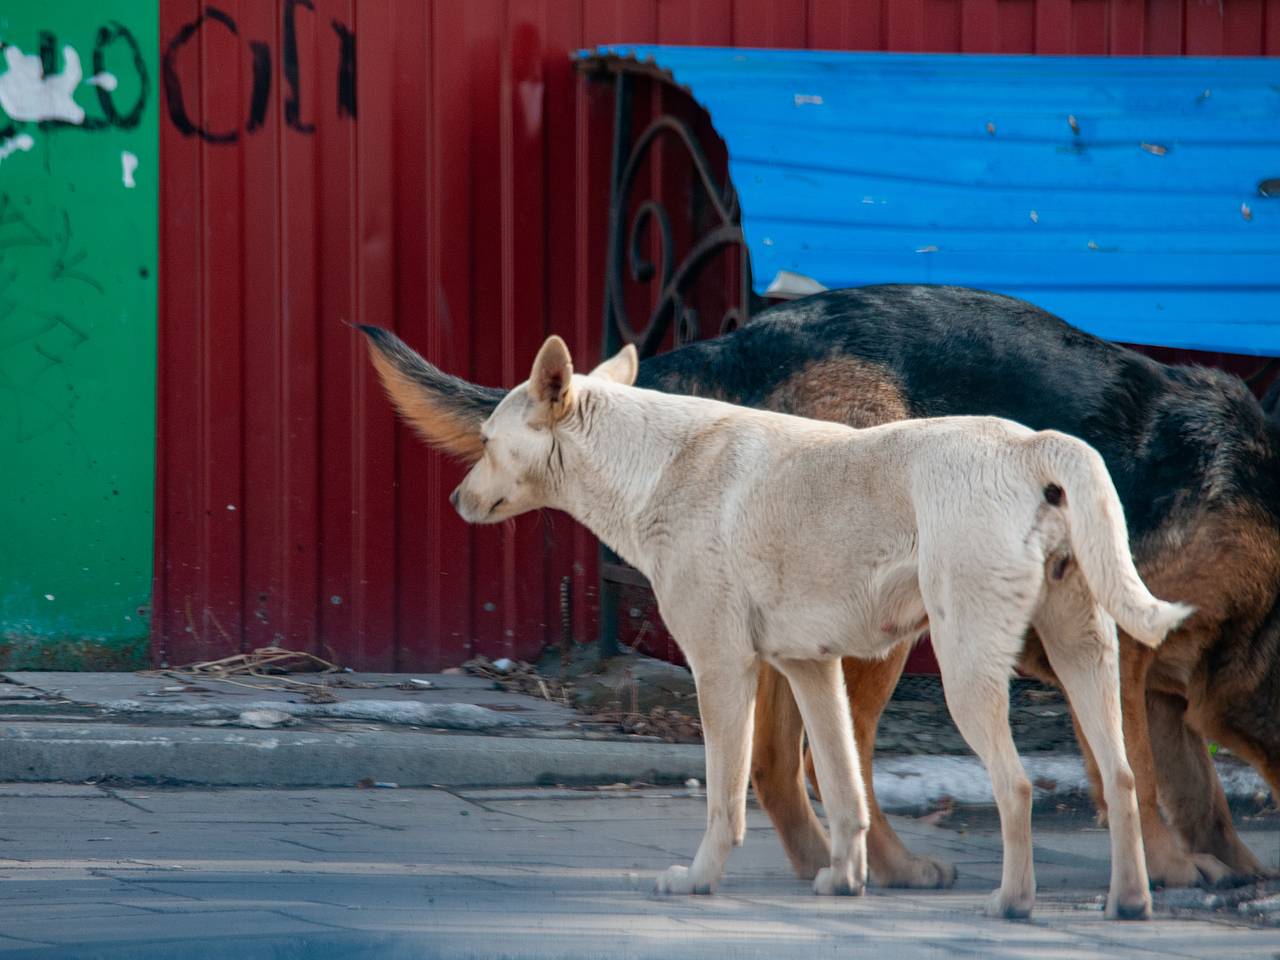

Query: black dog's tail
[358,325,505,463]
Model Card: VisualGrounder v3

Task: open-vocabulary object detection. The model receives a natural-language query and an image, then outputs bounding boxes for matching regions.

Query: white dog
[366,332,1192,921]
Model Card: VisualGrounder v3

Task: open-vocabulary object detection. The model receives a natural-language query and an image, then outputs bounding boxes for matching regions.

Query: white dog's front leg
[655,654,757,896]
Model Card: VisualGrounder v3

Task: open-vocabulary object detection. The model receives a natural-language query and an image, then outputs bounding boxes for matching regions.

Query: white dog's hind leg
[655,654,757,896]
[933,619,1036,919]
[1035,581,1152,920]
[774,657,868,896]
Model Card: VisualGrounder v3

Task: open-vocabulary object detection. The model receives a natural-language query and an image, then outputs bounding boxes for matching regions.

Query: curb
[0,723,705,789]
[0,722,1269,805]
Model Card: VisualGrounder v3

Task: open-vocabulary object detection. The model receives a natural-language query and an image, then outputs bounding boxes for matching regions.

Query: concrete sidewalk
[15,719,1269,807]
[0,670,1270,810]
[0,783,1276,958]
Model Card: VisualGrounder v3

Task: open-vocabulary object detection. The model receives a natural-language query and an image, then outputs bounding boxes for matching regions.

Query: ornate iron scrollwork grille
[601,70,754,360]
[587,63,755,657]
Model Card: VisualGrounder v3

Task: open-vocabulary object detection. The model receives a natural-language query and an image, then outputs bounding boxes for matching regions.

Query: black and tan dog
[361,283,1280,890]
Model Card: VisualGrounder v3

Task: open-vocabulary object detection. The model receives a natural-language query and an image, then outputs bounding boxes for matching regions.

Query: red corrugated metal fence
[155,0,1280,670]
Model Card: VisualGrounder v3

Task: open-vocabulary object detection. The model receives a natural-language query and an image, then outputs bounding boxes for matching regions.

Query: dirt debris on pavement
[463,654,703,743]
[1155,879,1280,928]
[463,656,574,706]
[461,648,1086,752]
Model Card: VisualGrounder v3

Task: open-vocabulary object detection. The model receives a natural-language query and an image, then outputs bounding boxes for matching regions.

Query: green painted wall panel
[0,6,158,669]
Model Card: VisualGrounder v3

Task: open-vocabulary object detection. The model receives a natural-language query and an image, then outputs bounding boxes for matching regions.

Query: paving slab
[0,785,1276,960]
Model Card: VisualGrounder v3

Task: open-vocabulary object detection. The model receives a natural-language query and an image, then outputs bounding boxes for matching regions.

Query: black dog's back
[638,285,1280,542]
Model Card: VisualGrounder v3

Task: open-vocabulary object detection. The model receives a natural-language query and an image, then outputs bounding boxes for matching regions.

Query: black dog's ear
[529,335,575,421]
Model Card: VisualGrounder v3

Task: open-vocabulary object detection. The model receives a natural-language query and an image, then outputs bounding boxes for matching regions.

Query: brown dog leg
[752,651,957,887]
[1117,642,1212,889]
[751,661,829,877]
[791,649,958,887]
[842,650,957,889]
[1151,692,1268,881]
[1026,631,1237,888]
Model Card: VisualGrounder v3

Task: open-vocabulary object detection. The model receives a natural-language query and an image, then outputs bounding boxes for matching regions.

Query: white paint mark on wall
[87,71,118,92]
[121,151,138,188]
[0,133,35,166]
[0,44,87,124]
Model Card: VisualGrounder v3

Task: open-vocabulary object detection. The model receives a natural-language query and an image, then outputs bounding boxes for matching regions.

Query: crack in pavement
[97,785,155,813]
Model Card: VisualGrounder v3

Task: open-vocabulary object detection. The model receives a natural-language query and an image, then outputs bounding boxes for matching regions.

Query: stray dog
[357,285,1280,891]
[368,330,1190,919]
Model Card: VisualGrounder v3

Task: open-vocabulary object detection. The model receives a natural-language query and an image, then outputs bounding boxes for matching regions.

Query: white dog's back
[629,406,1189,663]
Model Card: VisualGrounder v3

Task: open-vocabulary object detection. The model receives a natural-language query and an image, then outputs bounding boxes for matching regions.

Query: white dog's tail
[1030,432,1194,647]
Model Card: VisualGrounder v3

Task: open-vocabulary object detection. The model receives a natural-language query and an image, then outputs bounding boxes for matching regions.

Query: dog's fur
[358,284,1280,891]
[420,333,1189,919]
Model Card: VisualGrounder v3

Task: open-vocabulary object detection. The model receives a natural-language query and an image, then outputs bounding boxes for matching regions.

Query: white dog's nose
[449,488,461,510]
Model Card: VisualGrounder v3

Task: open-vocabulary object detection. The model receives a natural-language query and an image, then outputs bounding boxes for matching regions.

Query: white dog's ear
[590,343,638,386]
[529,335,575,419]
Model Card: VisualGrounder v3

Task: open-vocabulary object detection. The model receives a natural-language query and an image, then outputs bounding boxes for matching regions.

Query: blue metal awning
[581,46,1280,357]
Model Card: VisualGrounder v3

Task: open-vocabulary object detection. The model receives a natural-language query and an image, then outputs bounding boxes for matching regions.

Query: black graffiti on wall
[0,195,97,446]
[163,3,357,144]
[0,21,149,139]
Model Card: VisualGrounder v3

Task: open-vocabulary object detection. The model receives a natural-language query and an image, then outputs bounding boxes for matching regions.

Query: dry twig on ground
[143,646,358,699]
[462,656,574,706]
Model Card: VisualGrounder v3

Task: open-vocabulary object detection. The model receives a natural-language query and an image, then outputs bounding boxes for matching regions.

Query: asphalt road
[1,783,1277,959]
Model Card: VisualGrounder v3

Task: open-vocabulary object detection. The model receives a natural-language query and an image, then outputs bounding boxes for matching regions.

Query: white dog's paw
[813,866,864,897]
[984,887,1034,920]
[654,864,713,896]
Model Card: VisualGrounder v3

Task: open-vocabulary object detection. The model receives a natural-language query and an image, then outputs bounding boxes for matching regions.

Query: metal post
[597,71,632,661]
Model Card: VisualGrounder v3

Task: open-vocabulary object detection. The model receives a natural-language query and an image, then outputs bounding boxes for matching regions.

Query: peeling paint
[86,70,117,91]
[0,133,35,165]
[0,636,149,671]
[121,150,138,188]
[0,43,87,123]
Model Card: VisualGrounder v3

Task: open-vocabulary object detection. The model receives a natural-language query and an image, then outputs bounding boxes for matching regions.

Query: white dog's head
[451,335,638,524]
